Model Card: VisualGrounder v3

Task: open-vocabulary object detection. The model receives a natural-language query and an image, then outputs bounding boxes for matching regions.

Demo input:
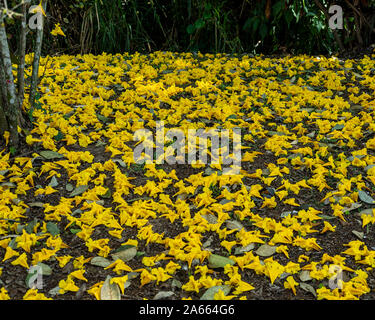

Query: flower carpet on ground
[1,51,375,300]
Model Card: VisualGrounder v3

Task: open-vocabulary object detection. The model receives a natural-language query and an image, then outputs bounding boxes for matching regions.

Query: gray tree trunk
[29,0,47,109]
[17,1,29,109]
[0,12,20,146]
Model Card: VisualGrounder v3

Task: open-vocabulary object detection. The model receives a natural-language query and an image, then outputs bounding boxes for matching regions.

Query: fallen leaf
[352,230,364,239]
[100,276,121,300]
[342,202,362,213]
[48,176,59,188]
[46,222,60,236]
[299,270,312,282]
[39,151,64,160]
[358,190,375,204]
[28,202,45,208]
[299,283,316,297]
[357,208,374,217]
[153,291,175,300]
[226,220,244,231]
[111,246,137,262]
[234,243,255,255]
[90,257,112,268]
[255,244,276,257]
[36,262,52,276]
[70,185,89,197]
[202,214,218,224]
[200,285,231,300]
[208,254,235,268]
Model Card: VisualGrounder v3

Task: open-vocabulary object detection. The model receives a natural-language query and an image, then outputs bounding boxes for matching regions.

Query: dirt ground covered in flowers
[1,49,375,300]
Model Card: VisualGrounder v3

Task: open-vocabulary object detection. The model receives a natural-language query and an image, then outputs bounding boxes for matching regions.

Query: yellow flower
[51,23,66,37]
[276,245,289,258]
[181,275,202,293]
[59,276,80,294]
[0,287,10,300]
[321,221,336,233]
[140,269,157,287]
[110,275,129,295]
[283,198,299,206]
[55,255,72,268]
[164,261,181,274]
[213,289,235,300]
[3,131,9,146]
[2,247,20,262]
[30,1,46,17]
[284,276,299,295]
[11,253,29,269]
[16,229,38,252]
[232,281,255,295]
[87,282,103,300]
[31,248,57,265]
[69,269,88,282]
[260,196,277,209]
[220,240,237,253]
[105,259,133,274]
[23,289,52,300]
[151,267,172,285]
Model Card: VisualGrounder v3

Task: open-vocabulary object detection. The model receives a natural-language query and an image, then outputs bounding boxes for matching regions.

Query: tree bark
[0,71,9,136]
[0,12,20,146]
[17,0,29,109]
[29,0,47,109]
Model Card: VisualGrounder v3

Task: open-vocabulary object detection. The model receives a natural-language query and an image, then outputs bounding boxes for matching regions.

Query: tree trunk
[29,0,47,109]
[0,12,20,146]
[17,1,28,109]
[0,76,9,136]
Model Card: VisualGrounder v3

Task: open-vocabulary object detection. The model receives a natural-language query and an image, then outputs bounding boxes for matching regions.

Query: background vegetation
[6,0,375,57]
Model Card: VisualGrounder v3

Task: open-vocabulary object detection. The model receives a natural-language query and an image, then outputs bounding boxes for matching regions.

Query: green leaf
[25,218,38,234]
[200,285,231,300]
[186,24,195,34]
[255,244,276,257]
[70,228,81,234]
[48,176,59,188]
[332,124,344,131]
[54,130,64,142]
[97,114,110,123]
[9,147,16,156]
[194,18,205,29]
[70,185,89,197]
[358,190,375,204]
[39,151,65,160]
[111,246,137,262]
[36,262,52,276]
[90,257,111,268]
[208,254,235,268]
[46,222,60,236]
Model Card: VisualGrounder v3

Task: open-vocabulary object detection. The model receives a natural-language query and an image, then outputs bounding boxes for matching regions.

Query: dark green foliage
[6,0,375,56]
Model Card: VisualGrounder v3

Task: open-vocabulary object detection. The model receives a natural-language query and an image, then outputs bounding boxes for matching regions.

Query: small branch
[353,7,363,46]
[344,0,375,33]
